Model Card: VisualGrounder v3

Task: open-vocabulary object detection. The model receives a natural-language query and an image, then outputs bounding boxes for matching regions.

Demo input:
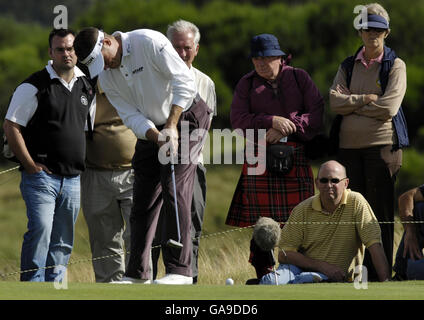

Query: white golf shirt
[99,29,197,139]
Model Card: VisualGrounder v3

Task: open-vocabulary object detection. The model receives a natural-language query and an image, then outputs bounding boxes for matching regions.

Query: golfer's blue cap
[249,34,286,58]
[362,14,389,29]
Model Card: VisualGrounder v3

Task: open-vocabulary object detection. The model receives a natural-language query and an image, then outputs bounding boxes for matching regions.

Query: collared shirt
[329,52,406,149]
[356,46,383,69]
[280,189,382,281]
[99,29,196,139]
[190,66,217,164]
[5,61,95,128]
[191,66,216,117]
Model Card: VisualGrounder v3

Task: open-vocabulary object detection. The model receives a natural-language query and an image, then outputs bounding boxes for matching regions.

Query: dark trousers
[338,145,402,281]
[125,97,211,279]
[393,202,424,279]
[152,163,207,282]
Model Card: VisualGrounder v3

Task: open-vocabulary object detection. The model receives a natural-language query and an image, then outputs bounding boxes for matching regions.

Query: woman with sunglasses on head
[329,3,407,281]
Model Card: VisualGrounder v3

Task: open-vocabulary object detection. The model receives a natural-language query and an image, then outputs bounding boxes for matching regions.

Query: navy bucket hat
[250,34,286,58]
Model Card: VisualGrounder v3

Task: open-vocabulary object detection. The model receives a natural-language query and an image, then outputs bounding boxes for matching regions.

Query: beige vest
[85,85,137,169]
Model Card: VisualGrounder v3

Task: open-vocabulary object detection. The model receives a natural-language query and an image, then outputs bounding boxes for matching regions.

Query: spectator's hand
[318,261,346,282]
[272,116,296,137]
[364,94,379,104]
[266,128,285,144]
[25,162,52,175]
[403,229,423,261]
[336,84,351,95]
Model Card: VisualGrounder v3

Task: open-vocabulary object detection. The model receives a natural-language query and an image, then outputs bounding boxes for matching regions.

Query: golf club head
[167,239,183,249]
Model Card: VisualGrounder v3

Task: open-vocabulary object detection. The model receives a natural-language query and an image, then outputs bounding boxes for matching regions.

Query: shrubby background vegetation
[0,0,421,284]
[0,0,423,191]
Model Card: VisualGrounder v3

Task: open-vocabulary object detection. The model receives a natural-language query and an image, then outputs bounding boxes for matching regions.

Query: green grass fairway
[1,281,423,300]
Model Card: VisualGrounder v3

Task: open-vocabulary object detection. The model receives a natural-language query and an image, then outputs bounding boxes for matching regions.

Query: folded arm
[329,65,377,115]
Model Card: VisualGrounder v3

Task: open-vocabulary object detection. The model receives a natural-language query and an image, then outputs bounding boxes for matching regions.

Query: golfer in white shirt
[74,27,212,285]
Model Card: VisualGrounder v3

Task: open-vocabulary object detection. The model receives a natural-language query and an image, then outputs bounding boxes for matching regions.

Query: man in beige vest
[81,82,137,282]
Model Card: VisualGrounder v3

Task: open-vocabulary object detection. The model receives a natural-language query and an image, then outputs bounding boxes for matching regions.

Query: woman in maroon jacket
[226,34,324,229]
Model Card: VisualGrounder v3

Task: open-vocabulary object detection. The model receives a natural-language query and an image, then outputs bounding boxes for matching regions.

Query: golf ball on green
[225,278,234,285]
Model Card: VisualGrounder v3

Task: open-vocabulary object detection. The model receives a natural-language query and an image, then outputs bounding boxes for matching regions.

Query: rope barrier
[0,165,420,280]
[0,219,421,280]
[0,165,19,176]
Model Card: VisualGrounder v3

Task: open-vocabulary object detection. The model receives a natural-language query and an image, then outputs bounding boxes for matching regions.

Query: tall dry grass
[0,164,405,284]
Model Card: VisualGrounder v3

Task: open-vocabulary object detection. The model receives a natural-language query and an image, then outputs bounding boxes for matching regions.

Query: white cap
[80,30,105,78]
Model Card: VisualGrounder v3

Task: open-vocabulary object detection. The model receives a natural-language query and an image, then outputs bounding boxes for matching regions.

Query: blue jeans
[260,264,328,285]
[19,170,80,282]
[406,259,424,279]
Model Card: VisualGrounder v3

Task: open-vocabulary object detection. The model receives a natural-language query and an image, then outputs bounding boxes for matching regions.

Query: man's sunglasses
[362,28,386,33]
[318,177,348,184]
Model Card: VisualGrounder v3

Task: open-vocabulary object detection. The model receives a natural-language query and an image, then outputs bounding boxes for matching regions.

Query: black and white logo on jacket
[80,94,88,106]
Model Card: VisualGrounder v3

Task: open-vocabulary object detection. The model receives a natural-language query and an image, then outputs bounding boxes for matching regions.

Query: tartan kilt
[225,142,314,227]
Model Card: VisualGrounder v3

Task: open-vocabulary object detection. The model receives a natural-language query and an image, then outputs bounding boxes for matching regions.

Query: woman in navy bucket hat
[226,33,324,281]
[329,3,408,281]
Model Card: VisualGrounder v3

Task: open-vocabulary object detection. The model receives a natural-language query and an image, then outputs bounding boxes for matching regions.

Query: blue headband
[361,14,389,29]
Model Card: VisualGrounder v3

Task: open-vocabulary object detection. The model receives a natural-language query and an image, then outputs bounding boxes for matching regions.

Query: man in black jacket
[3,28,95,282]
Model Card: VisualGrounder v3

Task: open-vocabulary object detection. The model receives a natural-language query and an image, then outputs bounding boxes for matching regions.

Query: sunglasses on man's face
[318,177,347,184]
[362,27,386,33]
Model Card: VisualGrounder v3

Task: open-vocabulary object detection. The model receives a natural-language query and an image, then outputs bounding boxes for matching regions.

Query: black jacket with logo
[22,68,94,176]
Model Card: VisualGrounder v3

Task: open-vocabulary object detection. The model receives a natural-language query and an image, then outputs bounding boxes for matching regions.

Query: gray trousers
[81,168,133,282]
[152,163,207,281]
[125,97,211,279]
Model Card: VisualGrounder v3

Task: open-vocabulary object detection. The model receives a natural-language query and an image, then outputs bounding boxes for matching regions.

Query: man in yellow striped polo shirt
[261,160,390,284]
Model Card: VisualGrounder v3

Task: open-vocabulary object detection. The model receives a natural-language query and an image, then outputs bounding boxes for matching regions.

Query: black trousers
[338,145,402,281]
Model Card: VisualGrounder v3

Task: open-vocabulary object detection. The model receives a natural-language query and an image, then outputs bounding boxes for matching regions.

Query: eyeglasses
[362,28,386,33]
[318,177,348,184]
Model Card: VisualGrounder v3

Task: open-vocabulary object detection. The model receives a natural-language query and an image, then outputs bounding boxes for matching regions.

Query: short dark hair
[48,28,75,48]
[74,27,99,62]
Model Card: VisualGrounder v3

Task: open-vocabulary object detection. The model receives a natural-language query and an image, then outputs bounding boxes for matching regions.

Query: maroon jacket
[230,64,324,142]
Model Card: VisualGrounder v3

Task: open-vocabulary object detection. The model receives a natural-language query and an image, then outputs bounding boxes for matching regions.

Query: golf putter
[166,163,183,249]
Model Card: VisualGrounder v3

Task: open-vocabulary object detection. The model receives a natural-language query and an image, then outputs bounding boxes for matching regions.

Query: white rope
[0,219,420,279]
[0,165,19,176]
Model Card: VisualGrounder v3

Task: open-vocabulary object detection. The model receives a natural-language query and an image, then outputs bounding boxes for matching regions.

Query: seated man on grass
[261,160,390,284]
[393,186,424,280]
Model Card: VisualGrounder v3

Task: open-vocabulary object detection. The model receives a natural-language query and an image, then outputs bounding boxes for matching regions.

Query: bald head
[317,160,347,179]
[316,160,349,212]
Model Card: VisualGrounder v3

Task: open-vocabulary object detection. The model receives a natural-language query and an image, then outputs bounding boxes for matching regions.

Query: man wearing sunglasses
[260,160,390,284]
